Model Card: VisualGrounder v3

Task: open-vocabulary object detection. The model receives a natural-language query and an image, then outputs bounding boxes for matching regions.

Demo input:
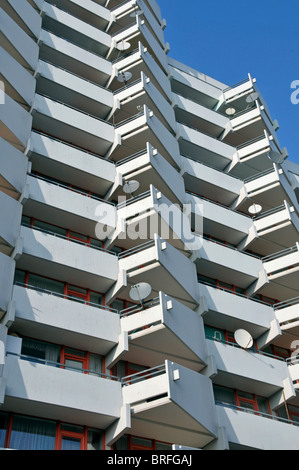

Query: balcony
[187,193,253,248]
[1,0,42,39]
[250,201,299,256]
[176,123,236,171]
[2,352,122,428]
[112,143,185,205]
[44,0,111,30]
[239,164,299,216]
[111,13,169,73]
[181,156,244,207]
[107,292,207,372]
[35,60,114,120]
[39,29,112,86]
[222,102,278,148]
[109,185,192,251]
[261,244,299,301]
[0,7,39,70]
[31,93,115,155]
[198,281,277,341]
[275,298,299,336]
[225,132,275,179]
[208,339,293,401]
[109,42,172,103]
[24,173,116,239]
[27,131,116,196]
[41,2,111,56]
[17,224,119,292]
[110,105,181,169]
[109,235,199,310]
[216,402,299,450]
[0,192,22,256]
[0,46,36,109]
[0,91,32,152]
[110,0,165,48]
[121,361,218,449]
[11,283,120,355]
[0,137,28,200]
[112,71,176,133]
[286,358,299,390]
[192,236,267,293]
[168,59,224,111]
[173,93,228,139]
[0,252,15,316]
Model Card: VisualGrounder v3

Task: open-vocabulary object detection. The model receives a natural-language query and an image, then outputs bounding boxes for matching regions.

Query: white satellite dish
[268,150,284,164]
[129,283,152,304]
[117,71,133,83]
[116,41,131,51]
[123,180,140,196]
[234,329,253,349]
[225,107,236,116]
[248,203,263,215]
[246,91,259,104]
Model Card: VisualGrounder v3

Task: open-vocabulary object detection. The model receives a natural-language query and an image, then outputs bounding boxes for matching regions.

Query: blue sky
[158,0,299,164]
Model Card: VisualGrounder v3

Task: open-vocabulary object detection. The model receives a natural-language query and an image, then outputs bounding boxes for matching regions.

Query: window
[21,338,61,365]
[0,412,8,448]
[0,412,104,450]
[9,415,56,450]
[113,435,172,451]
[66,284,89,303]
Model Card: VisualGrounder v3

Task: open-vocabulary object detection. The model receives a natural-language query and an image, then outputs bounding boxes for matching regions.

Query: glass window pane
[9,415,56,450]
[65,359,84,372]
[90,292,104,306]
[14,270,26,285]
[28,274,64,295]
[61,424,84,433]
[89,354,103,375]
[34,220,67,237]
[61,436,81,450]
[156,442,172,450]
[0,412,8,448]
[132,437,153,448]
[213,386,235,405]
[238,391,255,400]
[64,348,86,358]
[21,338,61,364]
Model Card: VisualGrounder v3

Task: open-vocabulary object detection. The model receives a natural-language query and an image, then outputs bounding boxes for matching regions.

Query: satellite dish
[248,203,263,215]
[246,92,259,104]
[225,107,236,116]
[234,329,253,349]
[117,71,132,83]
[268,150,284,164]
[129,283,152,304]
[116,41,131,51]
[123,180,140,196]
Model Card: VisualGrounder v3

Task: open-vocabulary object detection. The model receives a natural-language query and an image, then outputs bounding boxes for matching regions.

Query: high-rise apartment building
[1,0,299,451]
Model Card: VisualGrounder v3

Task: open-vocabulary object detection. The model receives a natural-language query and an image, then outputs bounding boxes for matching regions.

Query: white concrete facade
[0,0,299,451]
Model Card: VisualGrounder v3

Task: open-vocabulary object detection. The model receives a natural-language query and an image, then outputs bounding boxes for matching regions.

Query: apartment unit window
[9,415,57,450]
[113,435,172,450]
[214,385,271,416]
[0,412,8,448]
[21,338,103,374]
[14,270,106,308]
[0,412,104,450]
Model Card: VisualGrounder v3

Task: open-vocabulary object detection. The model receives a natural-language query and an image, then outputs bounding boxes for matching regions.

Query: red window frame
[55,423,87,450]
